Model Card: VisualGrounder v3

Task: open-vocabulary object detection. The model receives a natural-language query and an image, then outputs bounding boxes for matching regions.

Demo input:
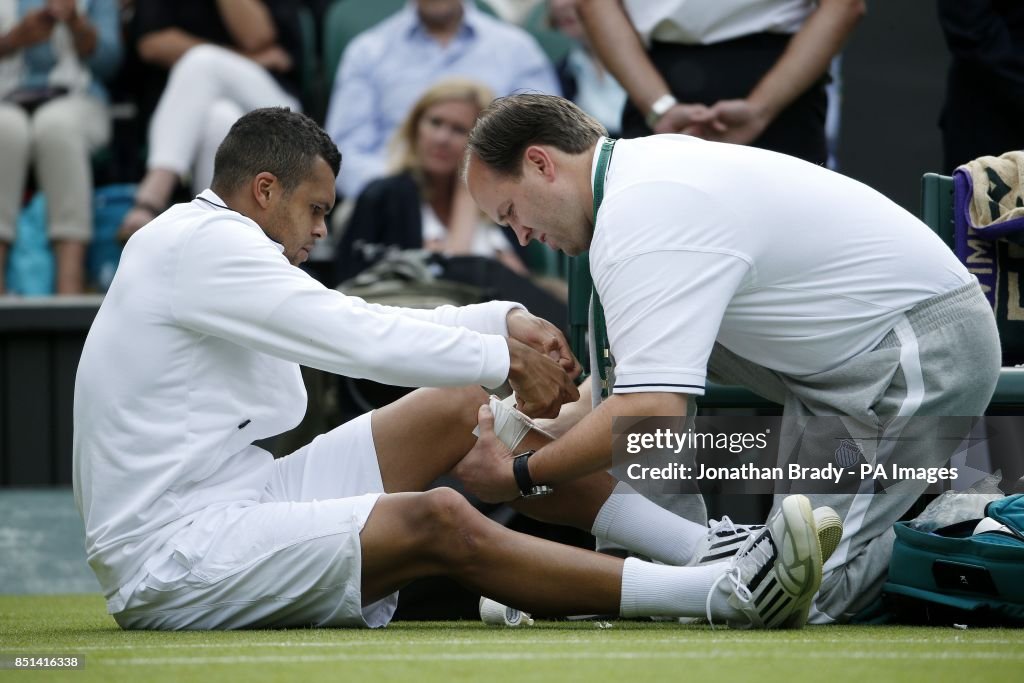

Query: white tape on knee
[473,395,547,451]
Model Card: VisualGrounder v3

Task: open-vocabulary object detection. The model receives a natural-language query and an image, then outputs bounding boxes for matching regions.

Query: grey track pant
[708,280,1001,623]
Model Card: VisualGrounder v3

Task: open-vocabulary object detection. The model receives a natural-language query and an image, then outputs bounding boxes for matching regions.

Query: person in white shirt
[578,0,864,164]
[74,106,822,630]
[324,0,560,200]
[462,94,1002,624]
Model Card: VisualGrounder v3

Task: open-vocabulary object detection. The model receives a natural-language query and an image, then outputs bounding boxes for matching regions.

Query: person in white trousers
[118,0,300,241]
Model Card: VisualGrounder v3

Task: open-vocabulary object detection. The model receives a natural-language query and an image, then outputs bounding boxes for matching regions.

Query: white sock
[619,557,745,622]
[591,481,708,565]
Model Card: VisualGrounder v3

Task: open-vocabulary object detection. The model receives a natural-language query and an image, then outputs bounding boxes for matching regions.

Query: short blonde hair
[389,77,495,178]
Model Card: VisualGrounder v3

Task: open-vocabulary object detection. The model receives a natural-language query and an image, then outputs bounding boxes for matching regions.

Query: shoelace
[707,516,738,537]
[703,531,773,628]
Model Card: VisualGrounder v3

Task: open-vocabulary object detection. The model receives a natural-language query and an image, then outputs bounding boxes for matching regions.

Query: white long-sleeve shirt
[73,190,519,610]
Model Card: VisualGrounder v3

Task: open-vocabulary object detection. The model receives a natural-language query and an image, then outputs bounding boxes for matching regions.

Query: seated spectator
[0,0,121,295]
[337,79,524,279]
[117,0,301,240]
[336,78,567,331]
[324,0,560,200]
[548,0,626,136]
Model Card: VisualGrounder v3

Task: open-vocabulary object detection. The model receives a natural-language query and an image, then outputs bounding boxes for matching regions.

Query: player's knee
[419,486,476,531]
[430,385,489,423]
[175,44,227,77]
[415,487,488,565]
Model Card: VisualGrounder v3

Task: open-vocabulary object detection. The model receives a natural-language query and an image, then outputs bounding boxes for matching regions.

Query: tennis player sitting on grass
[73,107,822,631]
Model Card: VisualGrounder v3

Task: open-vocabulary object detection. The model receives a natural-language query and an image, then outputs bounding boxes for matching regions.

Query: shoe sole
[776,495,823,604]
[781,507,843,629]
[815,507,843,565]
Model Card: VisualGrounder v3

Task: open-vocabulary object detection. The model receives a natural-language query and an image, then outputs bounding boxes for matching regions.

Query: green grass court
[2,594,1022,682]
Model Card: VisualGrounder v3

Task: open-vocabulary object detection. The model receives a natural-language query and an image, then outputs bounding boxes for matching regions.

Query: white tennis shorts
[113,412,398,630]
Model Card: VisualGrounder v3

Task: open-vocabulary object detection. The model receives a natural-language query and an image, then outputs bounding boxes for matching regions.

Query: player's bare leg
[370,385,612,529]
[358,487,623,614]
[370,385,487,493]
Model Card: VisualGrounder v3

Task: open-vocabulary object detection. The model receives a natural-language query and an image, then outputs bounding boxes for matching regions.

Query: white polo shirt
[588,136,972,395]
[623,0,815,45]
[74,190,519,605]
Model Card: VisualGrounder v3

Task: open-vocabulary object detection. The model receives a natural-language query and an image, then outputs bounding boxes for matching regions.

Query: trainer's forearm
[578,0,674,115]
[527,391,688,485]
[746,0,865,123]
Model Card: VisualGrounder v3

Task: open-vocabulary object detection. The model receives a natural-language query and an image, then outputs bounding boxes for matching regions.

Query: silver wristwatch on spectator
[645,93,678,130]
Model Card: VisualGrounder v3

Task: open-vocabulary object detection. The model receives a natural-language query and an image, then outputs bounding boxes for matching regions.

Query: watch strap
[513,451,536,497]
[512,450,552,498]
[645,93,678,130]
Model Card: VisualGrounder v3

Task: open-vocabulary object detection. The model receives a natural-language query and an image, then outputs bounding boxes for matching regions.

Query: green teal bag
[883,494,1024,625]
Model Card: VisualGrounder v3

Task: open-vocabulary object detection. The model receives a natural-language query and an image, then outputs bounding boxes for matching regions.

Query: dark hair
[466,94,606,178]
[211,108,342,195]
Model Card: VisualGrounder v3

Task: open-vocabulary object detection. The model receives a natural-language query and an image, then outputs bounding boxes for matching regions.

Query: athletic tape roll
[472,395,554,450]
[479,597,533,627]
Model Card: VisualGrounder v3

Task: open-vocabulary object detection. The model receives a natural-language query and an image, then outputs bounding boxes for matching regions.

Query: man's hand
[246,45,292,72]
[699,99,771,146]
[9,8,55,47]
[46,0,76,23]
[533,375,593,439]
[506,308,581,379]
[653,102,713,135]
[452,404,521,503]
[507,338,579,418]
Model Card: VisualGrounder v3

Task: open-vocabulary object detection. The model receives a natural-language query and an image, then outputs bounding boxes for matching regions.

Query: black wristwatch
[512,450,553,498]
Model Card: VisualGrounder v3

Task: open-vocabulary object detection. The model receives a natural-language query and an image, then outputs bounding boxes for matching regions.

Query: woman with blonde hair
[335,77,530,282]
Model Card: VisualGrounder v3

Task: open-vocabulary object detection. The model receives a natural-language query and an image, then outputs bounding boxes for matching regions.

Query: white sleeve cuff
[478,333,512,389]
[454,301,525,337]
[611,370,706,396]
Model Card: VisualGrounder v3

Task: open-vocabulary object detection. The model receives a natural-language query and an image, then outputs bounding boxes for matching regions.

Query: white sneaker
[691,507,842,567]
[814,506,843,563]
[684,507,840,627]
[706,494,822,629]
[688,516,764,566]
[781,506,843,629]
